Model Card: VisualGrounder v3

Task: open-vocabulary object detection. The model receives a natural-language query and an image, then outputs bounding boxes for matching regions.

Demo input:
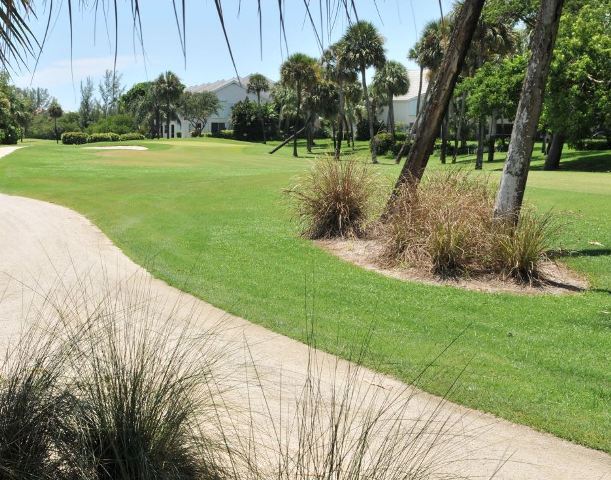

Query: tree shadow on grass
[530,151,611,173]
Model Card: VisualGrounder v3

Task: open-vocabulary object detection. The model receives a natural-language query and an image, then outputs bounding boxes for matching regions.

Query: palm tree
[280,53,319,157]
[321,40,357,159]
[48,99,63,144]
[247,73,270,143]
[408,45,424,117]
[342,21,386,163]
[372,61,410,139]
[155,71,184,139]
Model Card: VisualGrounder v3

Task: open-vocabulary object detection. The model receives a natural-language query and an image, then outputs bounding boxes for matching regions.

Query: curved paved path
[0,149,609,479]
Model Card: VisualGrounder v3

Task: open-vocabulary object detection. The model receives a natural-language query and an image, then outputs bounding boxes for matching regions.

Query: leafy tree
[88,114,136,134]
[231,99,277,141]
[246,73,270,143]
[155,71,185,139]
[372,61,410,139]
[179,91,220,136]
[543,0,611,170]
[20,87,50,112]
[79,77,96,128]
[98,70,124,117]
[48,99,63,143]
[342,21,386,163]
[280,53,319,157]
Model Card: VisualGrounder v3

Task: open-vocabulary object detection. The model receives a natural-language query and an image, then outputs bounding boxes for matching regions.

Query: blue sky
[15,1,453,111]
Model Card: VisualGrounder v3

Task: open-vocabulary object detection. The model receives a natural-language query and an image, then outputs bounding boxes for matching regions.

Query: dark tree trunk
[440,111,449,164]
[475,117,485,169]
[332,122,337,151]
[541,132,547,153]
[487,114,496,162]
[257,93,267,144]
[543,132,565,170]
[54,118,58,144]
[361,67,377,163]
[156,108,161,139]
[416,66,424,116]
[459,92,467,149]
[166,102,170,139]
[335,83,345,159]
[293,89,301,157]
[306,117,313,153]
[493,0,565,221]
[387,0,486,207]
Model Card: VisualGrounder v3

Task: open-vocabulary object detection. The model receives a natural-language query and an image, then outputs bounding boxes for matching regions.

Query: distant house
[166,74,274,138]
[376,69,429,131]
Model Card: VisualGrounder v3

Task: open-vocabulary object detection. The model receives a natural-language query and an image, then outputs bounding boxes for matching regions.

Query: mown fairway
[1,138,609,451]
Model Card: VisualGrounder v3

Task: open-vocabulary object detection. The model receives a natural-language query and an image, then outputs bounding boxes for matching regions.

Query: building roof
[187,74,274,99]
[393,69,430,102]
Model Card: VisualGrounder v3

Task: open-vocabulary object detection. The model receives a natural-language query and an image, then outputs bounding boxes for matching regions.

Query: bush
[218,129,234,139]
[356,118,385,141]
[391,140,410,158]
[286,157,379,239]
[61,131,89,144]
[382,171,557,281]
[88,114,136,135]
[118,132,145,141]
[394,131,407,143]
[88,132,119,143]
[572,138,611,150]
[371,132,393,155]
[231,99,278,141]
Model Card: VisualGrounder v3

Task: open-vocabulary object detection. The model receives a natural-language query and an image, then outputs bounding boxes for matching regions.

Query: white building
[166,74,274,138]
[377,69,429,131]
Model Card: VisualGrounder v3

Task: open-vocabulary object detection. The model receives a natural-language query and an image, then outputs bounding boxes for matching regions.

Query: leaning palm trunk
[415,66,424,116]
[386,0,486,210]
[493,0,565,222]
[361,67,377,163]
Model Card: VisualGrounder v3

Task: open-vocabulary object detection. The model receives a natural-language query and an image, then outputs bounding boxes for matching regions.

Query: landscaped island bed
[1,138,609,452]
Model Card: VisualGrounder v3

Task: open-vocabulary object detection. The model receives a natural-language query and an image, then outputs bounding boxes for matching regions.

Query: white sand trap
[0,193,610,479]
[0,146,24,158]
[83,145,148,151]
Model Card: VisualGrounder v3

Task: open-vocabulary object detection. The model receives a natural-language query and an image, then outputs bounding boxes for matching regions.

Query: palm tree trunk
[416,66,423,116]
[543,132,565,170]
[493,0,565,222]
[54,118,58,144]
[335,83,345,159]
[294,89,301,157]
[166,102,170,139]
[387,0,486,209]
[475,117,485,169]
[459,92,467,149]
[257,93,267,144]
[388,90,396,139]
[361,66,377,163]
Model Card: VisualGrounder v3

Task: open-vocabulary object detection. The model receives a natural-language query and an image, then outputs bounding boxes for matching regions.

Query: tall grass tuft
[0,326,66,479]
[286,157,379,239]
[382,170,558,282]
[493,210,559,282]
[382,170,494,276]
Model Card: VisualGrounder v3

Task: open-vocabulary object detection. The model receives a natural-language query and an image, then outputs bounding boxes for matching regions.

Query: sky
[14,0,454,111]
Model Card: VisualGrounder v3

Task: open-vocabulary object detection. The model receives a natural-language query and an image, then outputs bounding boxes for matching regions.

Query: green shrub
[371,132,393,155]
[394,131,407,142]
[219,129,234,139]
[572,138,610,150]
[61,131,89,145]
[88,114,136,135]
[286,157,379,239]
[356,118,385,141]
[391,140,410,158]
[118,132,145,141]
[88,132,120,143]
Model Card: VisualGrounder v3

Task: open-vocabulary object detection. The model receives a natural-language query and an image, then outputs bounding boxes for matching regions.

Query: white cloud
[15,54,146,88]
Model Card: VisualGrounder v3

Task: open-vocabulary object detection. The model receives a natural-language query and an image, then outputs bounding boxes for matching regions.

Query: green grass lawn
[1,138,610,452]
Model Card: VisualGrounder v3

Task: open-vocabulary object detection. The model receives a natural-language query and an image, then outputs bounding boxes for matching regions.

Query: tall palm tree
[408,45,424,117]
[280,53,319,157]
[247,73,270,143]
[342,21,386,163]
[48,99,63,144]
[372,61,410,139]
[321,40,357,159]
[155,71,184,139]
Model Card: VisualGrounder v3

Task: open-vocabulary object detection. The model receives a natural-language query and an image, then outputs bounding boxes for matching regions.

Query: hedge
[573,138,610,151]
[118,133,146,141]
[88,132,120,143]
[61,132,89,145]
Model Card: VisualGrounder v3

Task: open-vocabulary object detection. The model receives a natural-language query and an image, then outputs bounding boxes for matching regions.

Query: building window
[211,122,226,134]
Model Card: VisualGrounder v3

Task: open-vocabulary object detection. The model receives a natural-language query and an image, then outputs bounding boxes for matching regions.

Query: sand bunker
[83,145,148,151]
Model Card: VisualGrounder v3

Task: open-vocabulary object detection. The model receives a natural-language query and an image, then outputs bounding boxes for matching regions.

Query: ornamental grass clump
[382,170,557,282]
[382,170,494,277]
[286,157,379,239]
